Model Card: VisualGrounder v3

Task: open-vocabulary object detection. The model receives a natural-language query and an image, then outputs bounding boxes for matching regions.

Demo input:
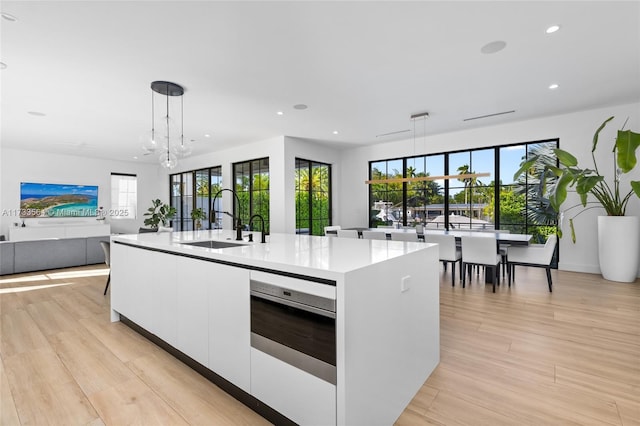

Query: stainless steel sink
[180,240,247,249]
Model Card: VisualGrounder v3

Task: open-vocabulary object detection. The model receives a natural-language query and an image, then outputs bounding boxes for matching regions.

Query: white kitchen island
[110,230,439,426]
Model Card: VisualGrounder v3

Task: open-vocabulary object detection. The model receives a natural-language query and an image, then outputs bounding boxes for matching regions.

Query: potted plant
[514,116,640,282]
[143,199,177,229]
[191,207,206,230]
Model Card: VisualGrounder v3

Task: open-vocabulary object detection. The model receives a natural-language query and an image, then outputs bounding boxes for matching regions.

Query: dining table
[342,227,532,246]
[340,227,533,284]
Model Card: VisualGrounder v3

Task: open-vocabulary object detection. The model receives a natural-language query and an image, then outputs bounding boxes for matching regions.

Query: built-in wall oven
[250,278,336,385]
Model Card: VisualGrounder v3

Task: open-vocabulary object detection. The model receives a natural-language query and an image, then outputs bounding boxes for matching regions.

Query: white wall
[169,135,342,234]
[337,102,640,276]
[169,136,287,232]
[0,148,164,237]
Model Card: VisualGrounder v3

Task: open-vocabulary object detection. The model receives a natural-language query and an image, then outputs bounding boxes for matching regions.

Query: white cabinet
[9,223,110,241]
[251,348,336,425]
[111,244,251,392]
[111,244,154,331]
[175,257,211,367]
[208,263,250,392]
[151,252,178,347]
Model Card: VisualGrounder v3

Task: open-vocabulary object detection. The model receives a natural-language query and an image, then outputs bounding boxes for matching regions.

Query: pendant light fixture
[143,81,190,169]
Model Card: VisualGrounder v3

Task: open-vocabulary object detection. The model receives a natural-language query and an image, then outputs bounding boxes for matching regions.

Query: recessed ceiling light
[480,40,507,54]
[332,130,339,135]
[549,83,559,90]
[546,25,561,34]
[27,111,46,117]
[204,134,211,138]
[133,156,139,160]
[0,62,6,70]
[293,104,308,110]
[276,111,284,116]
[1,13,18,22]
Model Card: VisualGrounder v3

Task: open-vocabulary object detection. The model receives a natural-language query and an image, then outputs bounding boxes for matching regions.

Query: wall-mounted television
[20,182,99,218]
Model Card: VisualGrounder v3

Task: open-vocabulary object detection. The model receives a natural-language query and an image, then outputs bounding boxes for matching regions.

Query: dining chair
[507,235,557,292]
[424,233,462,286]
[100,241,111,295]
[323,225,341,237]
[337,229,359,239]
[460,236,502,292]
[390,232,419,242]
[478,229,511,277]
[361,230,387,240]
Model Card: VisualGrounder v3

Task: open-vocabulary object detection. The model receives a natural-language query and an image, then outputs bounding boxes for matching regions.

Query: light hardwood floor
[1,264,638,425]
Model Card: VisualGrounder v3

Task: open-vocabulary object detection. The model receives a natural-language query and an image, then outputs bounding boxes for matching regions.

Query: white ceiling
[1,1,639,164]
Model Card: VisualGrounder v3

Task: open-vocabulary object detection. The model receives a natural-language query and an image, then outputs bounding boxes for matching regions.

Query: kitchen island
[110,230,439,425]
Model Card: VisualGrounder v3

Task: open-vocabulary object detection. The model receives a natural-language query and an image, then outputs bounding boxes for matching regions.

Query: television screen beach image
[20,182,99,218]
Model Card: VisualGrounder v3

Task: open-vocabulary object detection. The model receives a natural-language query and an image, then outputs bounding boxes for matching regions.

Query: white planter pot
[597,216,640,282]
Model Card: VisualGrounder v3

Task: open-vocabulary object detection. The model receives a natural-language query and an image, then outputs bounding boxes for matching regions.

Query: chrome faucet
[211,188,243,241]
[249,214,268,243]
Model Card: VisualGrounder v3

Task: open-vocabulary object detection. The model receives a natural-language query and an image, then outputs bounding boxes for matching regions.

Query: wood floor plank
[3,348,98,425]
[79,316,163,364]
[0,309,50,357]
[127,349,270,425]
[0,358,20,426]
[48,328,136,397]
[26,300,84,336]
[88,377,189,426]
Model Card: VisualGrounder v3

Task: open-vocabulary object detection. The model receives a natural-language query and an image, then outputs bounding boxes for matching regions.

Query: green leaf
[554,149,578,167]
[512,156,539,181]
[616,129,640,173]
[546,165,564,177]
[569,218,576,243]
[592,116,614,153]
[549,172,573,211]
[631,181,640,198]
[576,175,603,195]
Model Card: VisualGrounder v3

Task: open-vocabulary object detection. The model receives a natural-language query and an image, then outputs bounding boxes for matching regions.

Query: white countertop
[111,230,434,281]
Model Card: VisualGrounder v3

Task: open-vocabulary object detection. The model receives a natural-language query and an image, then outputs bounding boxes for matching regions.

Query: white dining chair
[424,233,462,285]
[460,236,502,292]
[390,232,419,242]
[323,225,341,237]
[478,229,511,277]
[361,230,387,240]
[507,235,557,292]
[337,229,359,239]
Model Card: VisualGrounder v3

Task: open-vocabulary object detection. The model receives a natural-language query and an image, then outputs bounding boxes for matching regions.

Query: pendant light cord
[166,82,170,162]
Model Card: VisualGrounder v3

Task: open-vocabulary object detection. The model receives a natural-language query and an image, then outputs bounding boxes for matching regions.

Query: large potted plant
[143,199,177,230]
[515,116,640,282]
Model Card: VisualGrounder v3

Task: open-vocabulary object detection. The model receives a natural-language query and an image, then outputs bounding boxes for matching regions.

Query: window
[368,139,558,238]
[295,159,331,235]
[170,166,222,231]
[110,173,137,219]
[233,158,269,233]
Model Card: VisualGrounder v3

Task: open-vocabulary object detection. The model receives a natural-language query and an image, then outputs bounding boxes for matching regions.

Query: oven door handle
[250,290,336,319]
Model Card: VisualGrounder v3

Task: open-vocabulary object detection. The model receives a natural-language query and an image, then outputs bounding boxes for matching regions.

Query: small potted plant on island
[191,207,207,230]
[143,199,177,230]
[514,116,640,282]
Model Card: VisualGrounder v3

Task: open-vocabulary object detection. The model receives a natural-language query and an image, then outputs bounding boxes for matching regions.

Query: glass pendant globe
[159,152,178,169]
[174,141,193,157]
[141,131,159,153]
